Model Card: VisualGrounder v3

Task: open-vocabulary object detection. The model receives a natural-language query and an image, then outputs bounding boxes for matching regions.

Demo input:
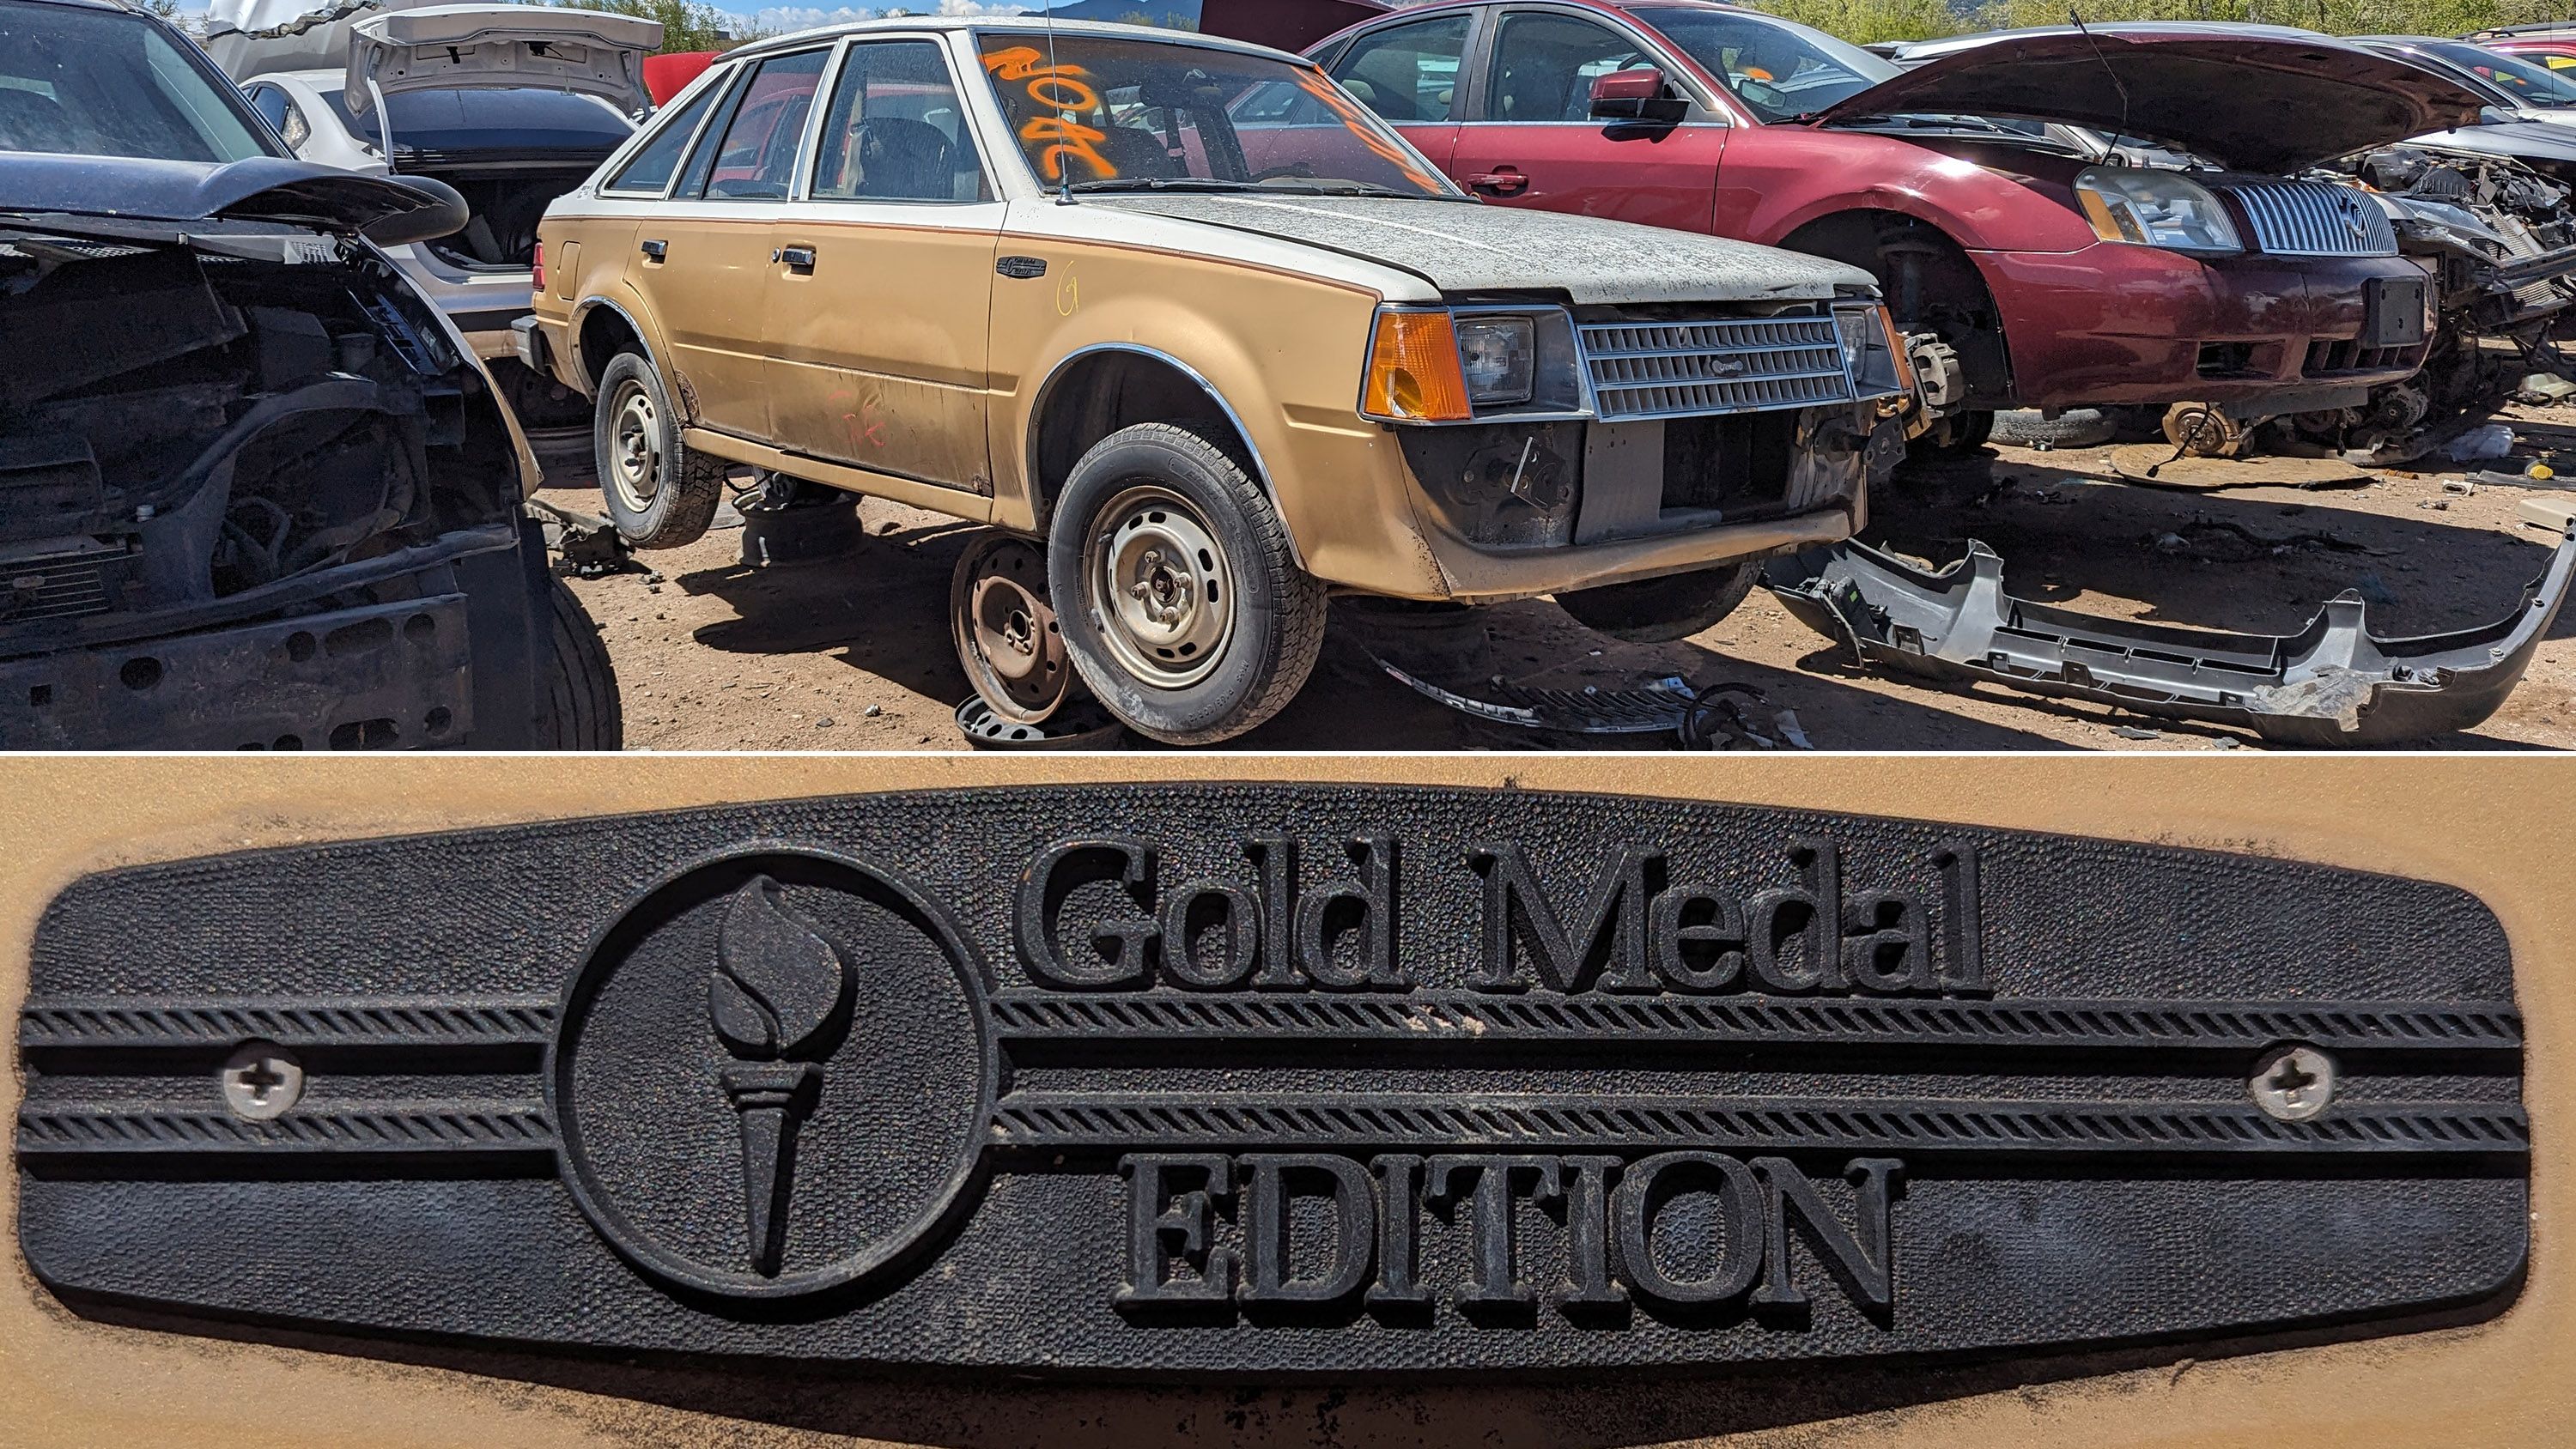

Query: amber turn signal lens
[1876,304,1915,396]
[1362,310,1472,422]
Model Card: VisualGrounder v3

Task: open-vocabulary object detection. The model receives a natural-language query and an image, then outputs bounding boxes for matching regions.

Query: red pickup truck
[1213,2,2488,454]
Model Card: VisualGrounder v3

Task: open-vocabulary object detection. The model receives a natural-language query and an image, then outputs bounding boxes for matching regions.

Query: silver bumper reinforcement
[1765,528,2576,747]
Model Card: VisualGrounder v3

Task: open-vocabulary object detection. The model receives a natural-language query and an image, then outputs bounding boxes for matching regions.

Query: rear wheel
[1555,561,1760,643]
[538,576,623,749]
[1048,422,1324,745]
[593,350,725,549]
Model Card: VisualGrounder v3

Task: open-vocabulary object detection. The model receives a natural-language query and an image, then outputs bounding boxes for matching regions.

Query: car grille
[2222,179,2398,258]
[1577,315,1856,421]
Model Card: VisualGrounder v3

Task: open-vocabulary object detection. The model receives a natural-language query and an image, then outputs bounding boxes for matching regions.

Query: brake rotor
[2160,402,2248,458]
[951,533,1074,724]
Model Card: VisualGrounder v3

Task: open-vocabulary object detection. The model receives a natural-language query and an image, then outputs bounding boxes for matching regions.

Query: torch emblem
[708,875,856,1276]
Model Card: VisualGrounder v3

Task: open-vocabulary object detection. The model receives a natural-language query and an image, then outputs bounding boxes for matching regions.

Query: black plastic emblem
[13,786,2528,1377]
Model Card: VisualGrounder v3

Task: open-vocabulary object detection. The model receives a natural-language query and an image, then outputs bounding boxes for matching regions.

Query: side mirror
[1589,67,1683,124]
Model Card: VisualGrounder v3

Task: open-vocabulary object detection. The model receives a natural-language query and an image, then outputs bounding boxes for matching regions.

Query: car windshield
[2423,40,2576,107]
[0,0,273,162]
[973,32,1459,197]
[1644,9,1900,123]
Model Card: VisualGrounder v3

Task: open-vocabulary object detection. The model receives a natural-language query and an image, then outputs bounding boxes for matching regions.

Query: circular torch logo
[549,848,994,1301]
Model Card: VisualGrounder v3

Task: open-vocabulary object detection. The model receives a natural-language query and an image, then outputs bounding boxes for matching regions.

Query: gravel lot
[544,402,2576,753]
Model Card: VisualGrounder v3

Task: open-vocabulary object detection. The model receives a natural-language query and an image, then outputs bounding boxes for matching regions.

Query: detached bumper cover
[1766,530,2576,746]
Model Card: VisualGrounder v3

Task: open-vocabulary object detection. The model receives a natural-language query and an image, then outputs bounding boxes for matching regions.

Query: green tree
[1751,0,2576,44]
[555,0,773,54]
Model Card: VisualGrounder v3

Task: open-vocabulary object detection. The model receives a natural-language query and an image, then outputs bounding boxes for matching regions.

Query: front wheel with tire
[1047,422,1325,745]
[1555,561,1760,644]
[593,350,726,549]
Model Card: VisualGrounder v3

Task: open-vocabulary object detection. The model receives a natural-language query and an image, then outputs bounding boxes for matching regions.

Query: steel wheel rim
[958,537,1069,721]
[1086,484,1234,689]
[607,380,661,513]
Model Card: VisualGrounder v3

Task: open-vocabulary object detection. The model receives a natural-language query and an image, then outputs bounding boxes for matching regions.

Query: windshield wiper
[1070,175,1473,202]
[1066,177,1264,193]
[1255,178,1478,202]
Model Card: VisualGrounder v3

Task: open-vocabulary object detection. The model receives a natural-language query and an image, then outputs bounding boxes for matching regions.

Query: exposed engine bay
[2294,147,2576,461]
[0,216,550,748]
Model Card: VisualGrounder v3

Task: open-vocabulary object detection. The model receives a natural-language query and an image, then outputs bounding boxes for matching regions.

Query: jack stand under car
[1766,530,2576,747]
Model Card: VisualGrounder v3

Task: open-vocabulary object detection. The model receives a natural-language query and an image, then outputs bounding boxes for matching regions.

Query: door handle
[776,245,817,273]
[638,238,666,261]
[1467,168,1528,196]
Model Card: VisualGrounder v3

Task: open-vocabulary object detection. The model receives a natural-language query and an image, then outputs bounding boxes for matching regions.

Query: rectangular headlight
[1834,302,1913,401]
[1454,315,1535,406]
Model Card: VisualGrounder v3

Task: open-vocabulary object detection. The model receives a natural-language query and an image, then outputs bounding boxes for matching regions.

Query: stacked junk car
[0,0,620,749]
[8,0,2576,749]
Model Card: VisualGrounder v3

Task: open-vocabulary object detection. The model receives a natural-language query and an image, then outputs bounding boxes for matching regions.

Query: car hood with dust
[1084,193,1875,303]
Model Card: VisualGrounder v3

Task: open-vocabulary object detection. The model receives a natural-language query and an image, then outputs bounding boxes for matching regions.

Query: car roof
[3,0,154,12]
[725,15,1306,67]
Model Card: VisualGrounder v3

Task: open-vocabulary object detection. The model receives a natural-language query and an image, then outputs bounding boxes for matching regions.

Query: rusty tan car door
[761,36,1004,494]
[626,45,831,445]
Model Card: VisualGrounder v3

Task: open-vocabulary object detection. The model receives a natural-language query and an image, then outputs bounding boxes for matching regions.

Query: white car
[208,0,660,450]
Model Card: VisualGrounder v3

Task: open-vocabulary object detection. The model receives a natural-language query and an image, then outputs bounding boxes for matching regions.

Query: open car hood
[1814,27,2490,173]
[1200,0,1391,56]
[0,154,465,244]
[343,3,660,117]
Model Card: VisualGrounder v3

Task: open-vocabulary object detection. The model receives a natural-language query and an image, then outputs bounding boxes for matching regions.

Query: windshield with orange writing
[975,34,1456,197]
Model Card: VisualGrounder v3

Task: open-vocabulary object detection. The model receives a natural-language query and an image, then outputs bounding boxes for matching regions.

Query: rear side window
[811,39,987,202]
[605,75,722,194]
[684,48,829,200]
[1329,16,1471,124]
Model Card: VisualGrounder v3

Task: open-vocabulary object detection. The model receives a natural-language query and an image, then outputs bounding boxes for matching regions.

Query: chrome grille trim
[2221,179,2398,258]
[1577,314,1857,421]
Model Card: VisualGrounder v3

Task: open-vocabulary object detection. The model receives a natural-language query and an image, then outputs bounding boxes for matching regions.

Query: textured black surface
[14,785,2529,1377]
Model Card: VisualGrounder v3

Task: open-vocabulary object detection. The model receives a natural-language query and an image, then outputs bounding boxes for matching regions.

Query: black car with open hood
[0,0,617,748]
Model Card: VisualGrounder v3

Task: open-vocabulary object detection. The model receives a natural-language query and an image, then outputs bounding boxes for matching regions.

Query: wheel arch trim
[1024,342,1307,569]
[567,295,663,399]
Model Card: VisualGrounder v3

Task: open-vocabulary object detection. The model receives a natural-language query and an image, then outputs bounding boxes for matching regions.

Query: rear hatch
[337,4,660,271]
[341,3,660,117]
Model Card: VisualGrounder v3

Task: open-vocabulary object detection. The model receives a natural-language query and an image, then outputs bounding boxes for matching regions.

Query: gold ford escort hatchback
[522,17,1910,743]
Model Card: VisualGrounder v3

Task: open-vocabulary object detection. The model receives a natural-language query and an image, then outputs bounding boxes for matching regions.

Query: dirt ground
[541,401,2576,753]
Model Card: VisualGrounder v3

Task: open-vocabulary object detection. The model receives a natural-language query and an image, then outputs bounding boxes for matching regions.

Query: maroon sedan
[1212,2,2489,452]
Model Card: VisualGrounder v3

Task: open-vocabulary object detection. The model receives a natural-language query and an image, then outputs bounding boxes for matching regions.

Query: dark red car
[1212,2,2489,452]
[2468,26,2576,73]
